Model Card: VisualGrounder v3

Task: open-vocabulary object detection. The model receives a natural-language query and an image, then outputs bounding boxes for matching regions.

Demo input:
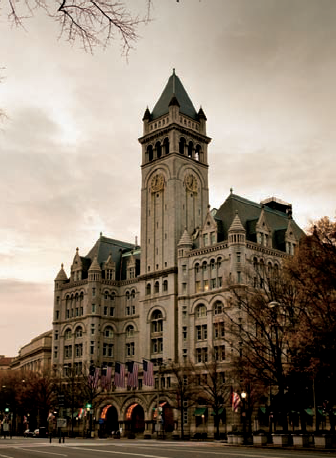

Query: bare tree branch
[4,0,152,55]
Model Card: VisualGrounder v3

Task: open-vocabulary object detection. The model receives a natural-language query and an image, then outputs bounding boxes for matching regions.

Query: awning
[193,408,207,416]
[211,407,224,416]
[305,408,314,416]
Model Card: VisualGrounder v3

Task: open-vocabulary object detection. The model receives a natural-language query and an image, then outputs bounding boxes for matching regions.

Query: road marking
[70,446,170,457]
[17,448,67,457]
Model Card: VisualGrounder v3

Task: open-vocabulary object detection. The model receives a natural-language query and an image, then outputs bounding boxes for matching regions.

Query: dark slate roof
[215,193,304,251]
[85,236,136,281]
[151,70,198,120]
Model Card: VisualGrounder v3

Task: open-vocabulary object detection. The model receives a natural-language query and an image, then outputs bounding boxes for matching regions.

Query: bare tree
[4,0,152,54]
[167,360,198,439]
[225,264,301,432]
[195,347,231,439]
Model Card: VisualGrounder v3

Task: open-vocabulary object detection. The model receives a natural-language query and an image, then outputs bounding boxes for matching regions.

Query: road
[0,438,336,458]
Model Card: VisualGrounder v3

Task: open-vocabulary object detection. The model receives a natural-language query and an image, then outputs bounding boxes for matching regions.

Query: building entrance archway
[152,401,174,433]
[125,403,145,433]
[99,405,119,437]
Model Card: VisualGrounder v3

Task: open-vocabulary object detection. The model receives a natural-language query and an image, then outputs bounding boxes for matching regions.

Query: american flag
[114,362,125,388]
[232,392,241,412]
[101,366,112,391]
[127,362,138,388]
[143,359,154,386]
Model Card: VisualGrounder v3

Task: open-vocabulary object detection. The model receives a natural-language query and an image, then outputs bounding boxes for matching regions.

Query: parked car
[24,429,34,437]
[34,427,48,437]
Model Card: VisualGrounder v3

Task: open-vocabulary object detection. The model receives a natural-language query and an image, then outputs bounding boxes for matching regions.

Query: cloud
[0,279,53,355]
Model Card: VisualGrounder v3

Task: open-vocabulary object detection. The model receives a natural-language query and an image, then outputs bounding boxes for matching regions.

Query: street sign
[57,418,67,428]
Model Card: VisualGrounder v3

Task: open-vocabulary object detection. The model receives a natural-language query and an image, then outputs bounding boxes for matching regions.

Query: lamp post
[241,391,247,444]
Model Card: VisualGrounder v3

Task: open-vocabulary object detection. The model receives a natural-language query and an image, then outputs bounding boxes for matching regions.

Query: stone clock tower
[139,70,211,276]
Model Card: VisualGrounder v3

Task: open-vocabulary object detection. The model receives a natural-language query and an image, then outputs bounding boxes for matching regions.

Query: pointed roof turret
[89,256,101,272]
[142,107,151,121]
[198,107,207,120]
[55,263,68,281]
[178,227,193,247]
[229,211,245,233]
[151,69,198,120]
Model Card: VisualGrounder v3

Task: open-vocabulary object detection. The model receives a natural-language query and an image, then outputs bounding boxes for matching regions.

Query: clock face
[185,173,198,192]
[151,173,164,192]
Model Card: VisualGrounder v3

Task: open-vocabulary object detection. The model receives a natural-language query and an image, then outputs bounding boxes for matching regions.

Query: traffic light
[86,403,92,409]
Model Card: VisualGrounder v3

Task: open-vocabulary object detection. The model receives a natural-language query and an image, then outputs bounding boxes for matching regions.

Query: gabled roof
[151,69,198,121]
[215,192,304,251]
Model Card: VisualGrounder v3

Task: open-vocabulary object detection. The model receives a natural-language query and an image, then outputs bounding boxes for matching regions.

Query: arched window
[155,141,162,159]
[64,328,72,340]
[151,310,163,332]
[147,145,153,162]
[202,261,207,271]
[187,141,193,158]
[154,281,159,294]
[195,144,201,161]
[163,137,169,155]
[111,292,116,301]
[126,291,130,301]
[163,280,168,292]
[126,325,134,337]
[146,283,151,296]
[75,326,83,338]
[151,310,163,355]
[104,290,109,300]
[214,301,223,315]
[196,304,207,318]
[104,326,114,338]
[131,289,135,299]
[210,258,216,270]
[179,137,186,155]
[195,262,200,273]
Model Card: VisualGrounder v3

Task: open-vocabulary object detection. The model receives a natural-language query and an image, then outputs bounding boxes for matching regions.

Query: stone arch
[155,141,162,159]
[148,395,175,433]
[179,136,186,155]
[122,321,137,334]
[191,300,209,316]
[98,403,119,437]
[176,164,206,190]
[146,305,167,323]
[163,137,169,155]
[121,396,148,433]
[145,164,171,189]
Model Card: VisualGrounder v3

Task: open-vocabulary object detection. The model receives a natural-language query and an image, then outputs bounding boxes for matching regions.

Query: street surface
[0,438,336,458]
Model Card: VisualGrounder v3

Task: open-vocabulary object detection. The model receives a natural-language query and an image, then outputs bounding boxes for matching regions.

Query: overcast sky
[1,0,335,356]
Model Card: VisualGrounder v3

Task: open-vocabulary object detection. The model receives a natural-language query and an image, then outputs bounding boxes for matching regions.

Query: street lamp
[241,391,247,444]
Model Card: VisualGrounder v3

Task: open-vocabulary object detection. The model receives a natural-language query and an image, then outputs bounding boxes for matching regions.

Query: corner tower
[139,70,211,275]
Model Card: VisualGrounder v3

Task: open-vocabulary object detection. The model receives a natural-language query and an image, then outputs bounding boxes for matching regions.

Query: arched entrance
[99,405,119,437]
[125,403,145,433]
[153,402,174,433]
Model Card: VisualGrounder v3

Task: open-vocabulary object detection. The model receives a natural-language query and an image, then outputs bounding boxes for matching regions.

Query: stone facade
[51,71,303,437]
[10,330,52,372]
